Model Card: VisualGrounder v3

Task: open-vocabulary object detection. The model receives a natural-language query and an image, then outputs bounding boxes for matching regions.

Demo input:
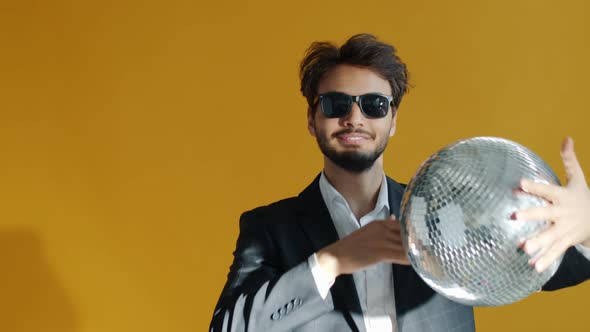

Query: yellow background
[0,0,589,331]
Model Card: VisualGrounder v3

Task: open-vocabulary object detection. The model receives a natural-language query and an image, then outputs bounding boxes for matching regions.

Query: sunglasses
[315,92,394,119]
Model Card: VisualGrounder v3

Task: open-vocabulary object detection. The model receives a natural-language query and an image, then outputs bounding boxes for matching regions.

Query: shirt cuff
[575,243,590,261]
[308,253,335,299]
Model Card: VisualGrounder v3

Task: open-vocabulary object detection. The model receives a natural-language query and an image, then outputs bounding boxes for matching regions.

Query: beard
[315,128,389,173]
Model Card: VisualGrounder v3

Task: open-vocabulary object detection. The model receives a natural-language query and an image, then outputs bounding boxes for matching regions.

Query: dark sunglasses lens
[321,94,351,118]
[361,95,390,118]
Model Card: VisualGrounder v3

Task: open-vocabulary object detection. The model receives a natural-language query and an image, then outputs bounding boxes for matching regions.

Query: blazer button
[286,302,294,311]
[271,312,280,320]
[279,307,287,316]
[295,298,303,306]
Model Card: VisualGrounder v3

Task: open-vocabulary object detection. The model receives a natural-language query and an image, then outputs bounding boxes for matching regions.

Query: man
[210,34,590,332]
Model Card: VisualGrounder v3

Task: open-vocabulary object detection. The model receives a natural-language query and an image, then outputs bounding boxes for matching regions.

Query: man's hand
[316,215,410,280]
[516,137,590,272]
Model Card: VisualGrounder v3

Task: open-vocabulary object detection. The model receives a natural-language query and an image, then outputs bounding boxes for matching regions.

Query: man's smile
[333,130,373,145]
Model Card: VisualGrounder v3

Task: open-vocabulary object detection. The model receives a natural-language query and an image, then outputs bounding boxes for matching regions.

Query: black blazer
[210,175,590,332]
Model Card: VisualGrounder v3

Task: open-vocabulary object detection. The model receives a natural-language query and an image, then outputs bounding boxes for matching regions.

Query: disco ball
[399,136,563,306]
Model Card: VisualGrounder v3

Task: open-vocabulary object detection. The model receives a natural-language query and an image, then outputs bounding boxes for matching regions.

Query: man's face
[308,64,397,173]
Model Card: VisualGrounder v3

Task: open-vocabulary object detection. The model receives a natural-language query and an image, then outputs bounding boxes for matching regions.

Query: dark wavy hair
[299,33,409,113]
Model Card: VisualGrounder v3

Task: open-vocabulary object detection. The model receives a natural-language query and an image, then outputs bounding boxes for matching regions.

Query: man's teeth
[344,136,365,140]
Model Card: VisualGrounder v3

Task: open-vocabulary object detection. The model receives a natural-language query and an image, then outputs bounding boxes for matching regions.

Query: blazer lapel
[386,176,404,220]
[387,176,437,329]
[387,176,411,328]
[296,175,365,332]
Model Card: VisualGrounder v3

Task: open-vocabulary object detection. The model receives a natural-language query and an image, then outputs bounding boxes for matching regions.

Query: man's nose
[340,102,365,127]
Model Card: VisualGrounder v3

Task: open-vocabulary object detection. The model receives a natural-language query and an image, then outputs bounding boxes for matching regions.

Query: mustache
[332,128,374,139]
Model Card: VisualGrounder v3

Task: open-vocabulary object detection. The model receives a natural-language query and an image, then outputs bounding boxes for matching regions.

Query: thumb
[561,137,587,189]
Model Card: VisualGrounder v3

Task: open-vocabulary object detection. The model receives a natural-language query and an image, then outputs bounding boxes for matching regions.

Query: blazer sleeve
[209,210,334,332]
[542,246,590,291]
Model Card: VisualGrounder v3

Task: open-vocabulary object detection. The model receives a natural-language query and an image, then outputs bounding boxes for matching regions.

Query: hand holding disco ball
[399,136,590,306]
[517,137,590,273]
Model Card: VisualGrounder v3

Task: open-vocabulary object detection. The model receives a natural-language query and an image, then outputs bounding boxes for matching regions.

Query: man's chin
[323,151,381,173]
[332,144,373,153]
[330,158,376,173]
[317,136,386,172]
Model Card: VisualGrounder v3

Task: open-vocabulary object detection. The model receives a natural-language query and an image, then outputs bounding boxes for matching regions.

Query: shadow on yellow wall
[0,230,77,332]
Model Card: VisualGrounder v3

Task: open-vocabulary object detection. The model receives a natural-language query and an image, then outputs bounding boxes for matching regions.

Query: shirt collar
[319,171,390,216]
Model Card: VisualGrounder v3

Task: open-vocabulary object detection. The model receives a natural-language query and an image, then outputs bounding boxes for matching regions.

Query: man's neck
[323,158,385,220]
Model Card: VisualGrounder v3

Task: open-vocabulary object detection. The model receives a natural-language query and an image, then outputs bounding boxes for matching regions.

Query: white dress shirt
[309,172,397,332]
[307,171,590,332]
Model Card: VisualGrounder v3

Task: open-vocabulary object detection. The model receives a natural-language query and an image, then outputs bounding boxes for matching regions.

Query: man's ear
[389,109,398,137]
[307,107,317,137]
